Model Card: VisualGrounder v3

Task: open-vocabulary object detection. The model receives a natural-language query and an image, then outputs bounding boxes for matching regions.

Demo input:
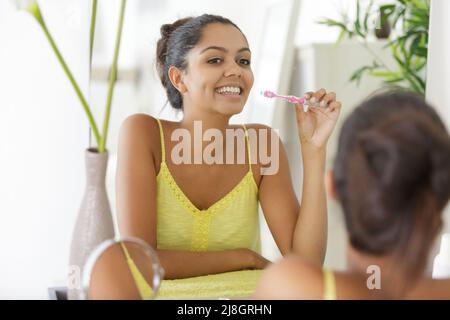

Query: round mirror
[81,237,164,300]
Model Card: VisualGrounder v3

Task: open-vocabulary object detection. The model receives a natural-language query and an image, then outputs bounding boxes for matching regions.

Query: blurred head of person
[330,91,450,292]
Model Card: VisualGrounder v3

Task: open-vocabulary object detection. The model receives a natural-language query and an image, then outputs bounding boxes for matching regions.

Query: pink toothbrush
[260,90,318,111]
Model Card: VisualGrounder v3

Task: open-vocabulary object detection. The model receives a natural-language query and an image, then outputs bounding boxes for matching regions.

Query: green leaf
[392,6,406,29]
[403,72,425,94]
[350,62,380,86]
[317,19,348,30]
[411,0,429,11]
[383,77,405,85]
[410,55,427,71]
[368,71,400,77]
[415,47,427,58]
[363,0,374,33]
[409,34,421,55]
[335,29,347,47]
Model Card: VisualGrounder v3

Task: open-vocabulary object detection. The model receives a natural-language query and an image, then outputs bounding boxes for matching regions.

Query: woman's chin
[216,104,245,116]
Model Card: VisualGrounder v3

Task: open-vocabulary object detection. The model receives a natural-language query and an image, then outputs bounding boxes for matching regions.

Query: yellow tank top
[155,118,261,253]
[323,268,337,300]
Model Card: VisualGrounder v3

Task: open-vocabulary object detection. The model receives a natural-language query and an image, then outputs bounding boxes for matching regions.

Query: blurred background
[0,0,448,298]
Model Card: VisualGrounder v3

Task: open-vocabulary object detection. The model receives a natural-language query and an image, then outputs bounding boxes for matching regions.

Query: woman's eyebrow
[200,46,251,54]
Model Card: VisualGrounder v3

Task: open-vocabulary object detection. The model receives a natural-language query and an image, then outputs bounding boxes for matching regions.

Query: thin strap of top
[322,268,337,300]
[242,124,252,173]
[120,242,153,299]
[155,118,166,164]
[156,119,251,172]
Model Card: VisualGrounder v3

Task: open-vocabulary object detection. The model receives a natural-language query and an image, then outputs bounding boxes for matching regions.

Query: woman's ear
[326,169,337,200]
[168,66,187,93]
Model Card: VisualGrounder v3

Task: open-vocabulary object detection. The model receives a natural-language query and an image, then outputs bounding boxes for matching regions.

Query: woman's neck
[180,111,232,134]
[346,248,412,298]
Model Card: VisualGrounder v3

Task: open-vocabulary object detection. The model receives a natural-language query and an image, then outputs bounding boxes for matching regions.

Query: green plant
[17,0,127,153]
[318,0,430,96]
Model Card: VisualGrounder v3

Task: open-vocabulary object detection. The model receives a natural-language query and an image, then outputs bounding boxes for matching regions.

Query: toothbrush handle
[268,92,306,105]
[279,95,304,104]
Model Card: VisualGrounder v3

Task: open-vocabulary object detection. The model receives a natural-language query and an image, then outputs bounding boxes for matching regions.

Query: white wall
[0,0,91,298]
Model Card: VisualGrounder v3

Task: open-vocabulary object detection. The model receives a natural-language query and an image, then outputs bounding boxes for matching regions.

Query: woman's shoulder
[120,113,153,133]
[120,114,170,143]
[253,254,324,299]
[118,114,166,158]
[240,123,281,144]
[243,123,276,131]
[121,113,158,132]
[254,255,388,300]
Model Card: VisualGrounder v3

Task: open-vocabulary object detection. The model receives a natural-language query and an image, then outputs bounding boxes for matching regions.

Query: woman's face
[181,23,254,116]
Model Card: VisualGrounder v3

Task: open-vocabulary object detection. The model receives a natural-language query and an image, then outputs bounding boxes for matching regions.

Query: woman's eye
[207,58,222,64]
[239,59,251,66]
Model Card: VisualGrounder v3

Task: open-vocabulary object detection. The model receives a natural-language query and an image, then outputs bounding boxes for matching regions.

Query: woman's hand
[295,88,342,149]
[240,249,271,270]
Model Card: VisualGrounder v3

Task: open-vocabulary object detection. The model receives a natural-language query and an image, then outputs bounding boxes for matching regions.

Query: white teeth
[216,86,241,94]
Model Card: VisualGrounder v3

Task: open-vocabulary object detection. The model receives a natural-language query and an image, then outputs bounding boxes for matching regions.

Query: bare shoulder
[243,123,281,146]
[253,254,324,299]
[119,114,163,153]
[120,113,159,141]
[244,123,277,133]
[244,123,282,143]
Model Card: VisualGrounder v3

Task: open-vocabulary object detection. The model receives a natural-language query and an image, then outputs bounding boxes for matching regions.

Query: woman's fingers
[328,100,342,113]
[320,92,336,108]
[303,89,339,111]
[303,91,314,100]
[295,103,306,122]
[310,88,326,105]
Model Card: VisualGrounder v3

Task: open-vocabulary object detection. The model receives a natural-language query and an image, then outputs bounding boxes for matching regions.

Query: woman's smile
[215,85,243,100]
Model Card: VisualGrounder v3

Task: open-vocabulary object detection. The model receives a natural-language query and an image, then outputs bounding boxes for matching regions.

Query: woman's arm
[293,144,327,264]
[293,89,341,264]
[257,129,327,264]
[116,115,269,279]
[157,249,269,279]
[257,89,341,265]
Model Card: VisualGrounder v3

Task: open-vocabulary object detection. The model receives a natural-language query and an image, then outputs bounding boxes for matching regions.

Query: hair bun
[429,132,450,206]
[160,23,177,38]
[160,18,192,40]
[357,129,399,189]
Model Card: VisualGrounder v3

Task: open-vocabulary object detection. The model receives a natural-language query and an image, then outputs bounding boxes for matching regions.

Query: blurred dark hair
[156,14,244,110]
[333,91,450,283]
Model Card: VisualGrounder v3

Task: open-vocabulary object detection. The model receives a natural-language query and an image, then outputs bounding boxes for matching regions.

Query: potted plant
[318,0,430,95]
[17,0,127,299]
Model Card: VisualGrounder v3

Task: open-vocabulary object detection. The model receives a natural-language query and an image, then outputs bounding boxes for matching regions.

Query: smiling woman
[115,13,342,299]
[166,21,254,117]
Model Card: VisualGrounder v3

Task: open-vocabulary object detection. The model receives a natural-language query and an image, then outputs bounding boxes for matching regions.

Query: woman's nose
[224,62,242,77]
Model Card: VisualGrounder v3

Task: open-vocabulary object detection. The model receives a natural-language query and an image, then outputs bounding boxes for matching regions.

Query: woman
[253,91,450,299]
[116,14,341,283]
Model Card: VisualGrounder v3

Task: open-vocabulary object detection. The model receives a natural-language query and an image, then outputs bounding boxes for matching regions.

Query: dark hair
[156,14,244,110]
[333,91,450,283]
